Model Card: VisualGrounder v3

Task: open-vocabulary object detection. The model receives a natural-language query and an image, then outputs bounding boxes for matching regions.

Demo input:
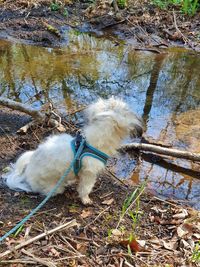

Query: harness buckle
[75,130,85,152]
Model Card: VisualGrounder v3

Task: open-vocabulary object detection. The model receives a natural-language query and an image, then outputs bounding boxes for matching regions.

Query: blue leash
[0,139,86,243]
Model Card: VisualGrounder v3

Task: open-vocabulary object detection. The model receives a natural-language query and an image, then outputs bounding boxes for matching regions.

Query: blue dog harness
[71,131,110,176]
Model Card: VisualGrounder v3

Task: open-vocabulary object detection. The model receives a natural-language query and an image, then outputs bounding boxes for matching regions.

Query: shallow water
[0,30,200,209]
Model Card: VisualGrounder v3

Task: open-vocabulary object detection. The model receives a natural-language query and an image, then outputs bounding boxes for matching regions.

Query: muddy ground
[0,107,199,266]
[0,0,200,50]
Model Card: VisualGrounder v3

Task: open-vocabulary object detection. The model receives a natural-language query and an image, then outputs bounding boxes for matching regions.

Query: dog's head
[85,97,143,138]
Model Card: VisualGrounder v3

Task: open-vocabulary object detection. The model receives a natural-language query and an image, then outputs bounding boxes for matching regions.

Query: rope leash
[0,139,86,243]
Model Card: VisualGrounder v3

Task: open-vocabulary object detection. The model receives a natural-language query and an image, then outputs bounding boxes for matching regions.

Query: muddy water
[0,31,200,209]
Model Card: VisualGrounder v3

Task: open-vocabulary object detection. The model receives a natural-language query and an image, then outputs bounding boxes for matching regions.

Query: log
[121,142,200,162]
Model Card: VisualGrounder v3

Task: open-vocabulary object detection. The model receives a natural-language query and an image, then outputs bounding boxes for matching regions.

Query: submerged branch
[121,142,200,162]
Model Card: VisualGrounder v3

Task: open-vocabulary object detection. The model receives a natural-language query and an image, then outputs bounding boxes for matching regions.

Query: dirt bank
[0,0,200,50]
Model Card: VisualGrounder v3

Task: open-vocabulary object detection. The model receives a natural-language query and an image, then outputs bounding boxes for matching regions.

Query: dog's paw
[81,196,93,205]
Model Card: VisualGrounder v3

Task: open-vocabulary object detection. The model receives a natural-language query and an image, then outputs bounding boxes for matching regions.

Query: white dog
[3,97,142,204]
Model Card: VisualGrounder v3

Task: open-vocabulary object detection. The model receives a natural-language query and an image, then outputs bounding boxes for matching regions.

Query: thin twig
[84,206,110,228]
[152,196,182,208]
[0,219,77,258]
[67,106,86,116]
[21,249,56,267]
[55,255,86,261]
[0,259,36,265]
[172,10,193,49]
[59,233,83,256]
[106,169,128,188]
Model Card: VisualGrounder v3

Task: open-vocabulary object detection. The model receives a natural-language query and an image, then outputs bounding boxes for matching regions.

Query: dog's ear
[130,116,143,137]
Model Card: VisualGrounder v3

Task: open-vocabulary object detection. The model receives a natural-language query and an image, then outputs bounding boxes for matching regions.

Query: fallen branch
[0,219,77,258]
[120,142,200,162]
[0,97,43,120]
[0,97,66,133]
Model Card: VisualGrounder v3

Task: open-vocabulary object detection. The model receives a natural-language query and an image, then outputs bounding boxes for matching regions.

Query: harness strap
[71,132,110,176]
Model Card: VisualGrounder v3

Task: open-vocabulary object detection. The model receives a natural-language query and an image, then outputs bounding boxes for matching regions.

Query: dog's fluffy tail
[3,151,34,192]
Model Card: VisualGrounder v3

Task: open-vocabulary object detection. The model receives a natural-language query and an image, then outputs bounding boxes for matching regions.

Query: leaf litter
[0,108,199,266]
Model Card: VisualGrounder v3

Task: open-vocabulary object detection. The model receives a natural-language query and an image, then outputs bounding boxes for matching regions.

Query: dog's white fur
[3,97,142,204]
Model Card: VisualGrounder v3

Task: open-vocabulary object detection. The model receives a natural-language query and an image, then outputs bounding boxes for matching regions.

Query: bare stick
[67,106,86,116]
[0,259,36,265]
[172,10,188,44]
[120,142,200,162]
[84,207,110,228]
[106,168,128,188]
[113,0,119,12]
[0,219,77,258]
[0,97,44,120]
[21,249,56,267]
[55,255,86,262]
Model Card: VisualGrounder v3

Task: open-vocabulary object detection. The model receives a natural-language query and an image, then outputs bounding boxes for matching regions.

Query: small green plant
[182,0,199,16]
[50,2,61,11]
[152,0,199,16]
[13,225,24,237]
[191,241,200,263]
[117,181,146,232]
[107,228,113,238]
[63,8,68,17]
[117,0,127,9]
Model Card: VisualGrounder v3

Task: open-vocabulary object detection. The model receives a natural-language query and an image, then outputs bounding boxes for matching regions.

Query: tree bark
[121,142,200,162]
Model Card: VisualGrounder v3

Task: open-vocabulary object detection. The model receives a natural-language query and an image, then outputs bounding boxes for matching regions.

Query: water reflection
[0,32,200,209]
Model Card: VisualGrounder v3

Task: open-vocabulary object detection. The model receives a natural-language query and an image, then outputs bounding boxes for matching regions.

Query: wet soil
[0,0,200,50]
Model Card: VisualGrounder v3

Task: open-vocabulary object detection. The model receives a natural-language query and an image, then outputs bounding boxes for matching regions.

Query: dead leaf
[137,240,146,247]
[112,229,122,236]
[180,239,192,250]
[56,124,66,132]
[177,225,189,238]
[162,240,178,251]
[187,238,195,249]
[102,198,114,205]
[150,206,167,214]
[159,219,183,225]
[120,238,141,252]
[193,233,200,239]
[76,243,88,254]
[173,209,188,219]
[50,247,60,257]
[81,209,93,218]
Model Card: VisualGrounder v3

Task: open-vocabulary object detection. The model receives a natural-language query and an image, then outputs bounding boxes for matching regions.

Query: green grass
[191,241,200,263]
[50,2,61,11]
[117,0,127,9]
[152,0,199,16]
